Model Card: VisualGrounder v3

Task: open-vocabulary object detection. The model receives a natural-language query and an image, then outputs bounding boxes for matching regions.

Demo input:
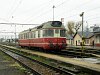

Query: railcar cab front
[41,21,66,50]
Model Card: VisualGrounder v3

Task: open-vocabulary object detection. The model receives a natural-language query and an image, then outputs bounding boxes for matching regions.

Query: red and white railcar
[18,21,66,51]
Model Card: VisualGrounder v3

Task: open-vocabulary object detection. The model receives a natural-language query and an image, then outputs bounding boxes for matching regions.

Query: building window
[99,36,100,43]
[86,39,89,44]
[69,40,70,43]
[78,40,80,43]
[96,36,97,43]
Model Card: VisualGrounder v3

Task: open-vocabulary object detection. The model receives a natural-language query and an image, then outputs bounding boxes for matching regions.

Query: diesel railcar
[18,21,66,51]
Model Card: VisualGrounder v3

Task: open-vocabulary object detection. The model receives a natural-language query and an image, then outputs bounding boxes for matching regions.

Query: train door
[28,32,31,48]
[55,29,60,37]
[54,29,60,45]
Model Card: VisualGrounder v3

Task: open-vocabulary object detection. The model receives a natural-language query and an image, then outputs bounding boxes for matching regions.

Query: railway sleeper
[58,66,80,74]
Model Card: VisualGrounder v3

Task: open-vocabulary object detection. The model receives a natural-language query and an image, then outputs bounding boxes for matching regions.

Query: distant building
[66,34,73,46]
[93,27,100,47]
[90,26,99,32]
[73,31,94,46]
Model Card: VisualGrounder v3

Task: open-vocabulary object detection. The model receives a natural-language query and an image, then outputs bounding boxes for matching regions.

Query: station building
[73,32,94,46]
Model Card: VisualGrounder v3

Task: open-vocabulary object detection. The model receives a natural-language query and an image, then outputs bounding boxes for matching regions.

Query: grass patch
[0,50,28,73]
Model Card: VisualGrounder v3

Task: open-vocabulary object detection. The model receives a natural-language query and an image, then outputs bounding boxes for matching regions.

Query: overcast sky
[0,0,100,38]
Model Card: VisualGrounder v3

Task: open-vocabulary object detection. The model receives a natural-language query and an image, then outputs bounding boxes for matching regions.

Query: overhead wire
[21,0,53,15]
[6,0,17,19]
[0,23,40,26]
[1,0,100,26]
[58,4,100,22]
[22,0,53,23]
[0,17,10,22]
[8,0,23,19]
[26,0,70,23]
[26,0,93,23]
[69,6,100,18]
[55,0,92,19]
[56,0,70,8]
[29,0,99,22]
[86,16,100,21]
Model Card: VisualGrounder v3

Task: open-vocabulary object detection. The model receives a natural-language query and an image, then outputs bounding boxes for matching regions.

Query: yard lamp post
[80,12,84,57]
[80,12,84,39]
[15,24,17,46]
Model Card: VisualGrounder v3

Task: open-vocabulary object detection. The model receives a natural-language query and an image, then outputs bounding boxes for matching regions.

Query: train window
[34,31,36,38]
[32,32,34,38]
[24,33,26,39]
[25,33,27,39]
[28,33,29,39]
[55,29,59,34]
[21,34,22,39]
[19,35,20,39]
[26,33,27,39]
[43,29,54,37]
[29,32,32,38]
[60,29,66,37]
[22,34,23,39]
[43,30,46,37]
[29,32,31,38]
[48,29,54,37]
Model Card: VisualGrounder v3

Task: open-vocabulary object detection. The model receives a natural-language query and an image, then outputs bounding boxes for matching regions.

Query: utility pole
[80,12,84,38]
[53,5,55,21]
[15,24,17,46]
[12,16,17,46]
[80,12,84,57]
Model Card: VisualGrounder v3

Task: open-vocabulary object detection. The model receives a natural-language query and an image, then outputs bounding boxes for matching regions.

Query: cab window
[60,29,66,37]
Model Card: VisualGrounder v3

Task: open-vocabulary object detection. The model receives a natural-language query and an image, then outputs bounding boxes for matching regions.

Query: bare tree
[67,21,75,35]
[74,21,82,33]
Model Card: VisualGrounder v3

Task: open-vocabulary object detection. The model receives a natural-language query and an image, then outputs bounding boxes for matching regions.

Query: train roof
[19,21,65,34]
[37,21,65,29]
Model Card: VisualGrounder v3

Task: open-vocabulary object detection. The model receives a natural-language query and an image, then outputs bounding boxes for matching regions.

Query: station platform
[67,45,100,49]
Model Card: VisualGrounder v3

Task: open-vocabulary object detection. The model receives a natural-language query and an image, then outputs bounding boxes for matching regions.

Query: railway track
[0,44,100,75]
[0,45,81,75]
[2,46,98,75]
[1,43,100,58]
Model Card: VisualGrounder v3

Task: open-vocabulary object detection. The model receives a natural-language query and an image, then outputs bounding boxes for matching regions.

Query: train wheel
[21,46,24,48]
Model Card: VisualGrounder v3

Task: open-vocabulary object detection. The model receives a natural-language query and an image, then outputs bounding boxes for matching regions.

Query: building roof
[74,31,94,39]
[94,27,100,33]
[66,34,73,40]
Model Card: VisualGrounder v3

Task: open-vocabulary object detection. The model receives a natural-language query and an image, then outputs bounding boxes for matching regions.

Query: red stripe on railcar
[18,38,66,50]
